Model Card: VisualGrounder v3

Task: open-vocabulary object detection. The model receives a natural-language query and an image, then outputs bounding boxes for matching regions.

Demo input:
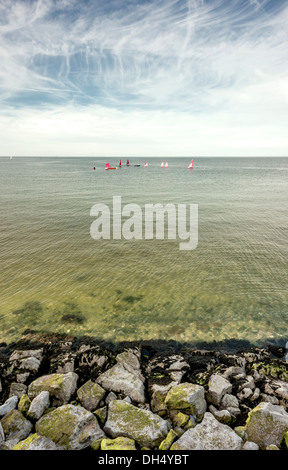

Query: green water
[0,157,287,346]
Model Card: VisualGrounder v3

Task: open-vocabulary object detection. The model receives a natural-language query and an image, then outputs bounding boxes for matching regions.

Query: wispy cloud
[0,0,287,156]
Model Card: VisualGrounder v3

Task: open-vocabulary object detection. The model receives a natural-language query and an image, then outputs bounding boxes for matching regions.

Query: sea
[0,156,287,348]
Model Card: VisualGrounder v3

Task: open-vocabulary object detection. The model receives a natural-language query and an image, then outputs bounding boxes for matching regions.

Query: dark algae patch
[122,295,144,304]
[13,301,43,316]
[59,302,86,325]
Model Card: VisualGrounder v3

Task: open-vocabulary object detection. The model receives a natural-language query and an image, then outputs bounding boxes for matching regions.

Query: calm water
[0,157,287,347]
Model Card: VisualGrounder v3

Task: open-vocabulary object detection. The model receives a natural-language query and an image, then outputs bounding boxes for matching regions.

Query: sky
[0,0,288,157]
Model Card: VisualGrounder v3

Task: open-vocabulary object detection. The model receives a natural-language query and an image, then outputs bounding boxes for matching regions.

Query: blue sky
[0,0,288,156]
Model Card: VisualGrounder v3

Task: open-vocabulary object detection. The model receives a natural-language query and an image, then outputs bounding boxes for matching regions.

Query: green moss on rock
[94,406,107,425]
[1,409,33,441]
[104,400,170,448]
[244,402,288,450]
[172,411,190,428]
[101,437,137,450]
[159,429,178,450]
[18,394,31,415]
[35,404,104,450]
[13,433,41,450]
[250,361,288,381]
[164,382,206,418]
[13,433,57,450]
[28,372,78,406]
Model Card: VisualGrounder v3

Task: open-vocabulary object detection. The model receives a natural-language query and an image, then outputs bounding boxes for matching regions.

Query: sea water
[0,156,287,347]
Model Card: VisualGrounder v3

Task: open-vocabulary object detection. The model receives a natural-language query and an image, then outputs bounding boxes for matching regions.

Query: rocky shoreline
[1,331,288,451]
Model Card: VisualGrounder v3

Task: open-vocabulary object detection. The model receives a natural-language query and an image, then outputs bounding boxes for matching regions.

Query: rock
[151,389,168,414]
[9,349,43,374]
[94,406,107,425]
[53,353,75,374]
[147,354,188,375]
[9,349,43,362]
[27,391,50,420]
[101,436,136,450]
[1,409,33,443]
[90,438,103,450]
[105,391,118,404]
[0,396,18,417]
[159,429,178,450]
[36,404,104,450]
[250,387,260,402]
[18,394,31,414]
[104,400,170,448]
[251,369,263,383]
[164,382,207,419]
[264,383,275,395]
[2,332,288,452]
[220,393,240,416]
[165,355,189,382]
[261,394,279,405]
[0,422,4,443]
[16,372,30,384]
[238,375,255,391]
[242,441,259,450]
[209,405,232,425]
[77,345,107,369]
[116,348,143,378]
[17,357,41,373]
[234,425,247,440]
[96,363,145,404]
[237,387,254,401]
[183,415,197,430]
[245,402,288,449]
[275,386,288,400]
[170,412,243,450]
[266,444,279,450]
[28,372,78,406]
[77,380,105,411]
[282,430,288,449]
[171,411,190,428]
[207,374,232,406]
[9,383,27,399]
[13,433,59,450]
[3,438,19,450]
[223,366,246,379]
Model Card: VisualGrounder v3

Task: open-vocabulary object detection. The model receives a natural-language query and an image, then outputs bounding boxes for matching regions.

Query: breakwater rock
[1,332,288,451]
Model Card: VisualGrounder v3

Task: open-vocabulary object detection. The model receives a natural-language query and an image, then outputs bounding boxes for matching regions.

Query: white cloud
[0,0,288,156]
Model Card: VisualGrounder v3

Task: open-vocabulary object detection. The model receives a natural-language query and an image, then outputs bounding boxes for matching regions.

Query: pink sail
[119,159,122,166]
[161,162,164,167]
[165,162,168,168]
[145,162,148,167]
[105,163,110,169]
[188,159,194,169]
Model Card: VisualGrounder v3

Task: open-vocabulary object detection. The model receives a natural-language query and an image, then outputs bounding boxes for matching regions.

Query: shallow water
[0,156,287,346]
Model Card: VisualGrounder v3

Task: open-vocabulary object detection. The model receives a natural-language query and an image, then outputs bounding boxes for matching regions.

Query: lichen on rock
[244,401,288,449]
[164,382,207,419]
[104,399,170,447]
[35,403,104,449]
[28,372,78,406]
